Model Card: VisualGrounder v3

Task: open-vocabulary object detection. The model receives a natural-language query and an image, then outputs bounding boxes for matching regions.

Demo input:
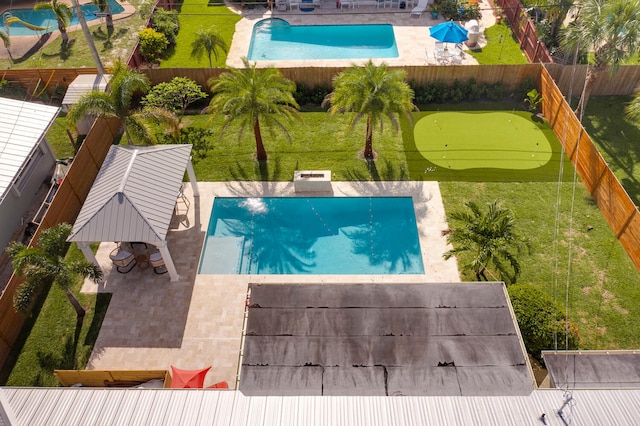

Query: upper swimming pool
[248,18,399,61]
[1,0,124,36]
[199,197,424,275]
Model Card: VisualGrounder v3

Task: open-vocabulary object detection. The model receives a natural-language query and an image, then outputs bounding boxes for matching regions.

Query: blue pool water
[1,0,124,36]
[199,197,424,275]
[248,18,399,61]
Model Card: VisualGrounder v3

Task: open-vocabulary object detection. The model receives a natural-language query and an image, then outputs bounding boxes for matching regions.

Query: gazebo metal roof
[68,144,192,244]
[69,144,195,281]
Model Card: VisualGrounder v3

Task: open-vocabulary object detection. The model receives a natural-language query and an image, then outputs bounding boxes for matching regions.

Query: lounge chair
[410,0,432,16]
[109,248,136,273]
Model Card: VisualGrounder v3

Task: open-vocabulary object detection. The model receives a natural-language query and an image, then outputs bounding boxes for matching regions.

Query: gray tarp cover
[543,352,640,389]
[240,283,533,396]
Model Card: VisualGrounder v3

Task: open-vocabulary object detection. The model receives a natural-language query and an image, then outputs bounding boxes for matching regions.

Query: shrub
[152,8,179,45]
[142,77,208,115]
[508,284,579,364]
[294,83,331,106]
[138,28,169,63]
[157,127,213,163]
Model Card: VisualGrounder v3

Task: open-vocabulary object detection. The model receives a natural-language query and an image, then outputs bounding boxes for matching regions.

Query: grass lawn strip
[467,21,528,65]
[3,244,111,386]
[159,3,240,68]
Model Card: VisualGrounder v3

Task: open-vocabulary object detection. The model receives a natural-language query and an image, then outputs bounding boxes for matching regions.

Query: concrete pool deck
[228,0,496,68]
[83,181,460,388]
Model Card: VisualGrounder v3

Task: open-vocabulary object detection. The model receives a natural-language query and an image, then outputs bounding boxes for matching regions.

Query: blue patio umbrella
[429,21,469,44]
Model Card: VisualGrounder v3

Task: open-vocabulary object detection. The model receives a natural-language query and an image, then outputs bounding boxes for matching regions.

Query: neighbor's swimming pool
[248,18,399,61]
[1,0,124,36]
[199,197,424,274]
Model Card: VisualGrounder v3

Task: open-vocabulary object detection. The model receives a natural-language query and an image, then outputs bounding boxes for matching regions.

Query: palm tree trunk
[363,116,374,160]
[574,67,601,119]
[71,0,105,73]
[254,118,268,161]
[105,4,114,34]
[57,18,68,45]
[65,288,86,318]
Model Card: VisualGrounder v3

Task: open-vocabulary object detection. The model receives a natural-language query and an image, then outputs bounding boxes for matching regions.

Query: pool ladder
[3,11,12,33]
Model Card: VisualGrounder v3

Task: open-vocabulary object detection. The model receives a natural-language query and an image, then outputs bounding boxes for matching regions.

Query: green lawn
[467,22,529,64]
[2,244,111,386]
[581,96,640,205]
[40,102,640,363]
[0,0,146,69]
[159,3,240,68]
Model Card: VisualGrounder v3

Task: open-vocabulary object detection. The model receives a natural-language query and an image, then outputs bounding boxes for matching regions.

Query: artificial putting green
[414,111,552,170]
[403,109,573,182]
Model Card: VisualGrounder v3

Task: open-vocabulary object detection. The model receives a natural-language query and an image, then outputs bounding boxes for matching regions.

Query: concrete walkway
[83,181,460,389]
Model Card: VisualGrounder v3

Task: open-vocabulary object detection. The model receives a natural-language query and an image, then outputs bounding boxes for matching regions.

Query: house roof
[241,283,534,396]
[0,97,59,202]
[68,144,192,244]
[61,74,112,107]
[2,387,640,425]
[543,351,640,389]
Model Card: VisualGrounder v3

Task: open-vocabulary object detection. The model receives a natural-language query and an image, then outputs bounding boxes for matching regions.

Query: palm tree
[625,93,640,124]
[323,60,416,161]
[443,201,530,284]
[6,223,102,319]
[561,0,640,119]
[191,27,228,68]
[67,61,157,145]
[208,57,300,161]
[34,0,73,45]
[92,0,119,34]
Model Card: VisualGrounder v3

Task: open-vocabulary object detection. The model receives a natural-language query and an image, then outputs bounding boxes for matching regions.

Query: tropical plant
[208,57,301,161]
[523,0,573,49]
[443,200,530,284]
[142,77,208,115]
[67,61,159,145]
[6,223,102,319]
[561,0,640,119]
[138,27,169,63]
[190,26,228,68]
[34,0,73,45]
[524,88,544,112]
[323,60,416,161]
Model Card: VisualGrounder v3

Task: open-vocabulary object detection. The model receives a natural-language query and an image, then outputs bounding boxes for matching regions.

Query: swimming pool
[248,18,399,61]
[199,197,424,274]
[1,0,124,37]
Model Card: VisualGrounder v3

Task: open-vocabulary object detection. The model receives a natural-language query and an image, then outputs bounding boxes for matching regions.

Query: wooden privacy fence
[540,67,640,270]
[545,64,640,98]
[495,0,552,63]
[142,64,543,92]
[0,118,119,373]
[2,64,639,100]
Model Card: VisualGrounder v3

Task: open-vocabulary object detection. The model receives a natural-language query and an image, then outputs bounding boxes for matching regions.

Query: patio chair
[149,251,168,275]
[341,0,353,9]
[410,0,430,16]
[289,0,299,9]
[109,247,136,273]
[175,184,190,215]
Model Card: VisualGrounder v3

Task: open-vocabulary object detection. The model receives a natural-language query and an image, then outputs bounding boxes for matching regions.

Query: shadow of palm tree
[217,200,317,273]
[12,33,52,64]
[344,218,422,272]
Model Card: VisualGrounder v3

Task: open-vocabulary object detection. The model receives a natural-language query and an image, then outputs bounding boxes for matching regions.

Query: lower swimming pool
[199,197,424,275]
[1,0,124,37]
[248,18,399,61]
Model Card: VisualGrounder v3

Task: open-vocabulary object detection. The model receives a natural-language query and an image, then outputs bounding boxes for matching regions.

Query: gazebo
[68,144,198,281]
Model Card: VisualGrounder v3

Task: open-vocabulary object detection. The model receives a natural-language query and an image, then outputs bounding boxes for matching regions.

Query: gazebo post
[186,157,199,197]
[158,242,179,281]
[78,242,104,278]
